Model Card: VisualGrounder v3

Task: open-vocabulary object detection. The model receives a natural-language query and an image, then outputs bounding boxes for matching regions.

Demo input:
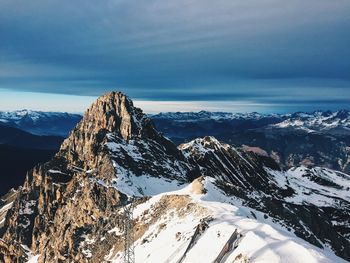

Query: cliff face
[0,92,195,262]
[58,91,154,169]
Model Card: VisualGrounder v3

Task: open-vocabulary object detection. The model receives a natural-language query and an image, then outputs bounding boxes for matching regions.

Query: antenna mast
[123,199,135,263]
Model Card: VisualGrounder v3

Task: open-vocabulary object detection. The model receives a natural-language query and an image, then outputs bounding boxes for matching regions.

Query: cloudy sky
[0,0,349,113]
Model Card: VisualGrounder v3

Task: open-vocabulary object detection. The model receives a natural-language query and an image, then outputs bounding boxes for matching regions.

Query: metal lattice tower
[123,200,135,263]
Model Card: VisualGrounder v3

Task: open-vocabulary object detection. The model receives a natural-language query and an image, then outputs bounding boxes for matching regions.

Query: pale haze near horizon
[0,88,348,114]
[0,89,276,114]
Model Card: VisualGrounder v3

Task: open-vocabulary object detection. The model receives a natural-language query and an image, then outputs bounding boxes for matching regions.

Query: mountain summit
[0,92,349,263]
[59,92,152,166]
[65,91,154,141]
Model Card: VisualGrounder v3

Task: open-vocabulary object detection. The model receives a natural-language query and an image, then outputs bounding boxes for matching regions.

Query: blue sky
[0,0,349,113]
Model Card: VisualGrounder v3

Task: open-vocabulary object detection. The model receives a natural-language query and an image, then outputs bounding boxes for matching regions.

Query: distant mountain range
[152,110,350,174]
[152,109,350,135]
[0,123,62,195]
[1,109,349,137]
[0,123,64,150]
[0,109,82,137]
[0,144,55,196]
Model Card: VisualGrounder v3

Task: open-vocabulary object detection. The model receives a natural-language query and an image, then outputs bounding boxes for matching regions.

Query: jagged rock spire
[71,91,154,140]
[58,92,158,167]
[81,91,146,140]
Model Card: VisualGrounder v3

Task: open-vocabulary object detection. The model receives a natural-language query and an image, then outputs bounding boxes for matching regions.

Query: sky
[0,0,349,113]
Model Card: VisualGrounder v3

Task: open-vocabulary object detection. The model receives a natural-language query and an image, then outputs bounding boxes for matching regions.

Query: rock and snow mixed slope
[0,92,349,263]
[269,166,350,207]
[273,110,350,133]
[179,137,350,260]
[106,177,346,263]
[0,189,17,227]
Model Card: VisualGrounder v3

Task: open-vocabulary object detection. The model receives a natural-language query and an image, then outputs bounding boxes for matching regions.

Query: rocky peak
[81,92,146,140]
[179,136,230,158]
[73,91,154,140]
[58,92,158,168]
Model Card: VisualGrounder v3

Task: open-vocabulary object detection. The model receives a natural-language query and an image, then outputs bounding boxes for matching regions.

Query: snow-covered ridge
[179,136,230,158]
[267,166,350,207]
[178,136,350,258]
[108,178,347,263]
[274,110,350,131]
[182,136,350,207]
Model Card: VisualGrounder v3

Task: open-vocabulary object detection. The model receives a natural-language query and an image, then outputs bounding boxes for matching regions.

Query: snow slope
[105,133,191,196]
[180,137,350,257]
[273,110,350,132]
[268,166,350,207]
[108,178,347,263]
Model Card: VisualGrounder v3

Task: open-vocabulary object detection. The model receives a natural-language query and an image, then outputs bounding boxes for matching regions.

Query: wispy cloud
[0,0,349,111]
[1,88,348,114]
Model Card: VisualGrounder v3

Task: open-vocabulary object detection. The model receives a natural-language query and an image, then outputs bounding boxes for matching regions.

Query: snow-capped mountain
[151,111,273,121]
[0,110,52,122]
[152,109,350,133]
[0,92,349,263]
[0,110,82,136]
[273,110,350,133]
